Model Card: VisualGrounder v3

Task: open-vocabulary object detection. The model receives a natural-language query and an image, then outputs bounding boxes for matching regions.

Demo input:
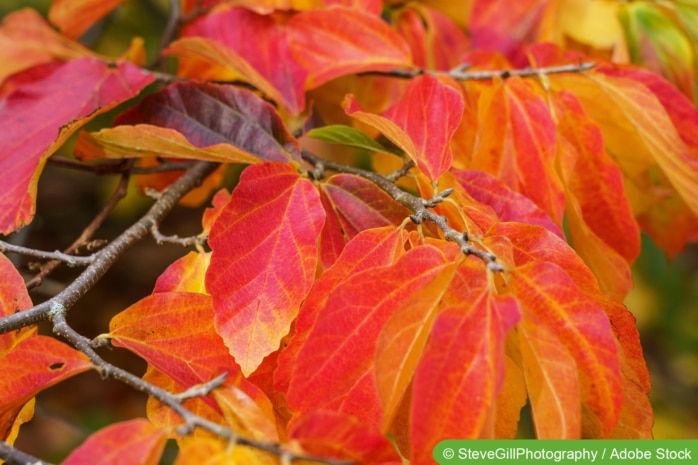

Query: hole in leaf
[48,362,65,371]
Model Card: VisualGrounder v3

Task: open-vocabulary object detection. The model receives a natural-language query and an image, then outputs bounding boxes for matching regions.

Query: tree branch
[48,308,351,465]
[302,151,503,272]
[0,242,94,267]
[0,162,219,335]
[360,61,596,81]
[0,441,52,465]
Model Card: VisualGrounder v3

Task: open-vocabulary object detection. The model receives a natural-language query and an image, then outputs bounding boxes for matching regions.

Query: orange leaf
[516,298,581,438]
[0,9,94,83]
[202,189,231,236]
[76,124,261,165]
[513,261,623,437]
[206,163,325,375]
[0,57,154,234]
[285,244,453,427]
[153,252,211,295]
[468,76,565,225]
[0,253,34,352]
[601,298,653,438]
[109,292,241,398]
[182,8,307,113]
[289,6,413,89]
[410,293,520,463]
[374,260,462,431]
[49,0,127,39]
[553,90,639,299]
[164,37,288,111]
[274,226,408,396]
[0,335,91,440]
[62,419,166,465]
[289,410,401,464]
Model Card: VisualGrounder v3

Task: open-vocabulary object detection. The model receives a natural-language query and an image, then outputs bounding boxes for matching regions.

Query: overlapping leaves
[4,0,696,463]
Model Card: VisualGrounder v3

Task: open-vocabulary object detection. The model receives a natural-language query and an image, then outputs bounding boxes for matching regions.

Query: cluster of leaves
[1,0,697,464]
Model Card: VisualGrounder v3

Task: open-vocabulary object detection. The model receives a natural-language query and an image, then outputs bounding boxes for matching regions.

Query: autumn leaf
[0,335,92,440]
[289,410,402,464]
[0,9,95,82]
[344,74,464,182]
[513,261,623,437]
[285,244,455,427]
[553,90,639,299]
[410,293,520,462]
[374,260,461,431]
[451,169,563,237]
[76,124,261,165]
[274,226,408,396]
[182,7,307,113]
[318,173,411,268]
[464,76,566,226]
[289,6,413,89]
[152,252,211,295]
[109,292,238,398]
[49,0,127,39]
[0,57,154,234]
[206,162,325,375]
[111,82,299,164]
[393,4,471,71]
[164,37,289,111]
[62,419,166,465]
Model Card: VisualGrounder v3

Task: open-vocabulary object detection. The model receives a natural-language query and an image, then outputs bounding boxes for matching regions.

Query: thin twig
[151,224,207,247]
[26,172,130,289]
[0,441,52,465]
[0,161,219,334]
[359,61,596,81]
[49,309,352,465]
[302,151,503,272]
[0,242,94,266]
[47,157,197,175]
[172,373,228,402]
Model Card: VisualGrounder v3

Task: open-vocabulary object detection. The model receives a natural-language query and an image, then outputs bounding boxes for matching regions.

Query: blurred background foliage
[1,0,696,461]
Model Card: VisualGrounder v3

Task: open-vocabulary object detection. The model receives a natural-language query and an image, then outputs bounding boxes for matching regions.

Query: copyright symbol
[443,448,455,460]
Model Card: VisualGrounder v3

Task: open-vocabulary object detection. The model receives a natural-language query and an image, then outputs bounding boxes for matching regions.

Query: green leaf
[306,125,402,156]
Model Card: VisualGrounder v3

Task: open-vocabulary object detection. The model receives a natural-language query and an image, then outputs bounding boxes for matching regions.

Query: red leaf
[62,419,166,465]
[182,8,307,113]
[206,163,325,375]
[319,174,411,268]
[452,169,563,237]
[274,226,408,396]
[374,261,462,430]
[289,410,401,464]
[112,82,298,163]
[344,74,464,182]
[382,74,464,181]
[513,261,623,437]
[289,6,413,89]
[410,293,520,463]
[0,335,91,440]
[0,57,154,233]
[285,244,453,427]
